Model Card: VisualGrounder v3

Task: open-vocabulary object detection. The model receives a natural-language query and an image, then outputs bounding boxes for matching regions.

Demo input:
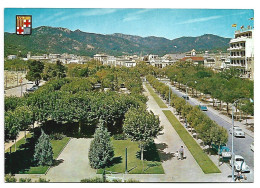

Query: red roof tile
[181,57,204,61]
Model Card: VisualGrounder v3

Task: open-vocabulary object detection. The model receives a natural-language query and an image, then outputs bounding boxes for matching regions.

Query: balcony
[229,55,245,59]
[230,36,251,43]
[227,46,245,51]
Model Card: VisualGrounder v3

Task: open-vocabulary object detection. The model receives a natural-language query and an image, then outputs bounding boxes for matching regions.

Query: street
[4,81,46,97]
[161,80,254,182]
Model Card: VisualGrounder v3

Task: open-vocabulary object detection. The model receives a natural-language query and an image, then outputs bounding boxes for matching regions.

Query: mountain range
[4,26,231,57]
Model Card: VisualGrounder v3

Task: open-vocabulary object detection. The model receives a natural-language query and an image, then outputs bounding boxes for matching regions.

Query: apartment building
[228,28,254,79]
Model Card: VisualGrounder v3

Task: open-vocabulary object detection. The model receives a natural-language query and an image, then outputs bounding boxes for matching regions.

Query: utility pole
[169,83,171,106]
[17,72,19,86]
[231,105,234,182]
[5,74,7,88]
[125,147,128,174]
[21,84,23,97]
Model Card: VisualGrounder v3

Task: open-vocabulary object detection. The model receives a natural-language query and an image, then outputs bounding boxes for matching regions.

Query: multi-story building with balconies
[228,28,254,79]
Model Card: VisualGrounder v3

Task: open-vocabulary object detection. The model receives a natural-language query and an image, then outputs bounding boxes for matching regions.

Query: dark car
[182,95,189,100]
[26,86,38,92]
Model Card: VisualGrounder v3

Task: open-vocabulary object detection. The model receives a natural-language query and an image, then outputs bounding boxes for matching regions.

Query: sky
[4,8,254,39]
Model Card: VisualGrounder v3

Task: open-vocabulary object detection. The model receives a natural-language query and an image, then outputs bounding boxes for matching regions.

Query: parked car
[198,104,208,111]
[229,126,245,137]
[211,144,232,160]
[182,95,189,100]
[230,155,250,172]
[26,86,38,92]
[250,142,254,152]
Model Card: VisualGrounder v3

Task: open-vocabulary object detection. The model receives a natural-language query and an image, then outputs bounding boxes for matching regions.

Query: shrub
[5,175,17,182]
[19,178,32,182]
[80,177,104,183]
[49,133,65,140]
[35,178,50,183]
[113,133,126,140]
[125,179,140,183]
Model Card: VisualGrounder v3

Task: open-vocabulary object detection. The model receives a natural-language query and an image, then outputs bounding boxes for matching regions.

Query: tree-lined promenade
[146,75,228,156]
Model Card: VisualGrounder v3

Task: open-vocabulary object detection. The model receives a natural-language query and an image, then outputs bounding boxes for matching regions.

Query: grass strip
[145,83,168,108]
[162,110,221,174]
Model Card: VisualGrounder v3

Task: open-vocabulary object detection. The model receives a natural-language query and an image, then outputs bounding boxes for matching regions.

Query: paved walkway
[45,138,98,182]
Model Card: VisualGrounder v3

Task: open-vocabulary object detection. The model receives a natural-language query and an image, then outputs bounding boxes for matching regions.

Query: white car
[230,155,250,173]
[229,127,245,137]
[250,142,254,152]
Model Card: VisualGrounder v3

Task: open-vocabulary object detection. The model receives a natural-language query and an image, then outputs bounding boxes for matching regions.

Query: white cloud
[80,9,117,16]
[176,15,223,25]
[123,9,151,22]
[54,9,117,23]
[44,11,65,22]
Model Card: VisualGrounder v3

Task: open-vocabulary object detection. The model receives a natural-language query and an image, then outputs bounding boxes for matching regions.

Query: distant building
[148,54,159,61]
[103,56,117,66]
[49,54,61,59]
[204,57,215,68]
[7,55,17,60]
[27,52,48,60]
[93,54,107,62]
[116,59,137,67]
[163,53,186,63]
[125,61,137,67]
[185,49,196,57]
[147,54,174,68]
[181,56,204,65]
[228,28,254,79]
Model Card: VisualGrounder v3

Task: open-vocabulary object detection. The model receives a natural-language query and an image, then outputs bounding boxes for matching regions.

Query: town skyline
[5,8,254,39]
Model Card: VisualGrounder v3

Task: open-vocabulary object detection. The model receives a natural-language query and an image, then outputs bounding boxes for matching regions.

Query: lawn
[97,139,164,174]
[162,110,221,174]
[145,83,168,108]
[5,133,70,174]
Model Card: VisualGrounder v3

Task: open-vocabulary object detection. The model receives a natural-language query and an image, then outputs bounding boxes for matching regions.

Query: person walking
[179,146,184,160]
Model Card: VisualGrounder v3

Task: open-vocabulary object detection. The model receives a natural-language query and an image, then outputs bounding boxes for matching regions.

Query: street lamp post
[169,83,171,106]
[231,98,253,182]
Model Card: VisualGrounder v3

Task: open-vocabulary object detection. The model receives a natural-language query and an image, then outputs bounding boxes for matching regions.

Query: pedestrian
[235,171,242,182]
[179,146,184,160]
[176,151,180,160]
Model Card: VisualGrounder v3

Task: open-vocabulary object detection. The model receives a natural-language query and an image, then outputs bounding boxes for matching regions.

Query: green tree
[26,60,44,86]
[4,111,20,142]
[42,61,67,81]
[88,120,114,169]
[34,129,53,166]
[123,107,162,160]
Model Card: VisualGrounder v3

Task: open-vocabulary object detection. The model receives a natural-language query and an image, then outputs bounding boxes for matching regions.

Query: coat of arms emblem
[16,15,32,35]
